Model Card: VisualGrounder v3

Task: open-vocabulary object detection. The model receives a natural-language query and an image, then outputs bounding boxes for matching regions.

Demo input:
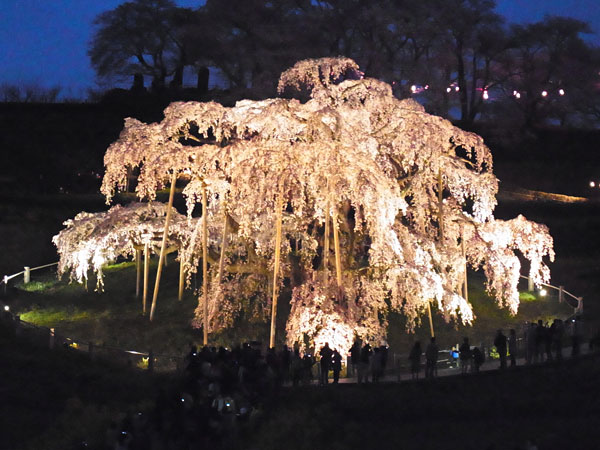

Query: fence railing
[1,313,183,372]
[1,262,59,294]
[1,262,183,372]
[519,275,583,315]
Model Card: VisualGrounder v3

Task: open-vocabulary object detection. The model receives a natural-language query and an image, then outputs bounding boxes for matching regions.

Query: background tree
[497,16,599,128]
[88,0,193,90]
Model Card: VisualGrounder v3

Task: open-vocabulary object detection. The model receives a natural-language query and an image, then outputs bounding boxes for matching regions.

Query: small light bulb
[541,90,548,97]
[410,85,417,93]
[483,90,489,100]
[590,181,595,188]
[540,288,547,297]
[3,305,8,311]
[446,87,451,93]
[559,89,565,96]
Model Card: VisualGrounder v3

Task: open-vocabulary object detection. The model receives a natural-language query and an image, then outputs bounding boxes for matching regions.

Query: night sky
[0,0,598,98]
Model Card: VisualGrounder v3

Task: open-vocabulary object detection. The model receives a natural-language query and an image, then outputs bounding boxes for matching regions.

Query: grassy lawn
[6,254,574,361]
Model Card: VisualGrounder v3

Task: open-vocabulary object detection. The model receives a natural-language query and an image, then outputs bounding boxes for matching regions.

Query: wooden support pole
[217,211,228,283]
[269,185,284,349]
[425,170,445,338]
[178,249,185,301]
[149,171,177,321]
[202,183,209,346]
[332,208,343,288]
[461,229,468,303]
[323,198,330,285]
[135,249,142,298]
[437,170,444,241]
[143,243,149,313]
[427,302,435,338]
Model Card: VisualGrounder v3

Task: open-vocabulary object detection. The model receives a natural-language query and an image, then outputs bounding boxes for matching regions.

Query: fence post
[559,286,564,303]
[528,276,534,292]
[148,349,154,372]
[15,315,21,336]
[24,267,30,284]
[49,328,55,349]
[3,275,7,295]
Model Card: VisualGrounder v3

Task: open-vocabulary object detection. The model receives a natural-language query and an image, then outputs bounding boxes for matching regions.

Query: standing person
[280,345,291,384]
[494,329,508,370]
[544,321,554,362]
[526,322,536,365]
[552,319,564,361]
[319,343,333,385]
[291,348,303,387]
[534,320,545,363]
[508,329,518,367]
[409,341,422,380]
[371,347,384,383]
[425,337,439,379]
[349,340,361,379]
[459,337,472,374]
[380,345,389,375]
[358,343,372,384]
[472,346,485,372]
[331,349,342,384]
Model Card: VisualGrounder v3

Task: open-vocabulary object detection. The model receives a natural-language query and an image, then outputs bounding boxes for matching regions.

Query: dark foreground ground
[2,315,599,450]
[245,358,600,450]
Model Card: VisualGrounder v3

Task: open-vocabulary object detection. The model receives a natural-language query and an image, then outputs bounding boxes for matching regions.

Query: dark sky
[0,0,598,98]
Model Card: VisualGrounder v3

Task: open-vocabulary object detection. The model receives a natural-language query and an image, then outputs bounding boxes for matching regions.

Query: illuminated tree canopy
[53,202,191,290]
[69,57,553,353]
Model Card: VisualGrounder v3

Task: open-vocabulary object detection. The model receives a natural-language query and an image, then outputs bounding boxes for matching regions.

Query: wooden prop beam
[427,302,435,338]
[269,185,284,349]
[217,211,228,283]
[149,171,177,321]
[135,248,142,298]
[323,197,330,285]
[178,249,185,301]
[202,183,209,346]
[143,242,149,313]
[438,170,444,241]
[462,228,469,303]
[332,208,342,288]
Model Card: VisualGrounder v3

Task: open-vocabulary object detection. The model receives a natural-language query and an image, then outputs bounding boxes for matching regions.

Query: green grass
[8,255,575,360]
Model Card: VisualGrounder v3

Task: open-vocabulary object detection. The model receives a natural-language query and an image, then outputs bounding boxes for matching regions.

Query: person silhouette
[494,329,508,370]
[319,343,333,385]
[459,337,472,374]
[508,329,517,367]
[425,337,439,378]
[409,341,422,379]
[331,349,342,383]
